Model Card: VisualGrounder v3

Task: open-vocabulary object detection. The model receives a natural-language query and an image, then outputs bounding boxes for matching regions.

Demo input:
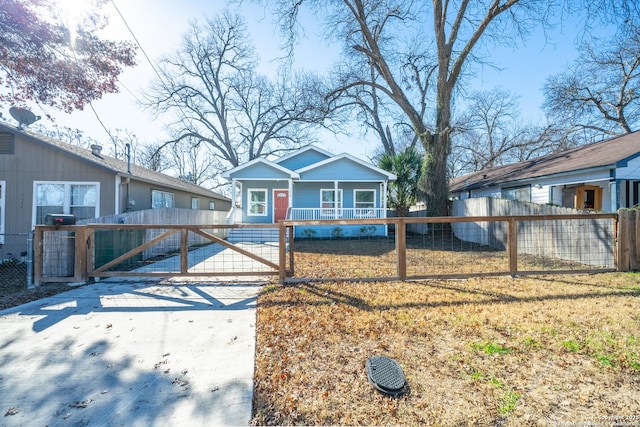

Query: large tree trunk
[421,131,450,217]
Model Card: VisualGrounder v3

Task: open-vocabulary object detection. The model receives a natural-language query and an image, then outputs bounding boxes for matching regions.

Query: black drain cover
[365,355,407,396]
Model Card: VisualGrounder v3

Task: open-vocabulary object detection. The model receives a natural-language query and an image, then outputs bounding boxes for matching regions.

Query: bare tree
[543,24,640,143]
[271,0,555,216]
[327,47,437,158]
[145,11,328,182]
[452,89,561,175]
[166,137,219,187]
[32,124,98,149]
[137,143,171,173]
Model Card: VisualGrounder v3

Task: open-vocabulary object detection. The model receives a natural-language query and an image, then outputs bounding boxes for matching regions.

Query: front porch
[287,207,387,220]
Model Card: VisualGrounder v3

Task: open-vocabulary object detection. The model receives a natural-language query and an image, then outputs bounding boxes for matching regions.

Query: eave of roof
[221,157,300,179]
[274,144,334,164]
[0,122,230,201]
[296,152,397,180]
[449,132,640,192]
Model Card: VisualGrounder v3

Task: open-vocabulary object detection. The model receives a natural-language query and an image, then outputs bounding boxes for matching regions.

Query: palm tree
[379,148,423,217]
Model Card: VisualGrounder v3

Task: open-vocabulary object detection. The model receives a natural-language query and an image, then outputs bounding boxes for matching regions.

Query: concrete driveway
[0,279,261,426]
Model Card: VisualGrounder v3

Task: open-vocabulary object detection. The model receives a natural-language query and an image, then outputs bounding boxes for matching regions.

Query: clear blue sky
[24,1,601,160]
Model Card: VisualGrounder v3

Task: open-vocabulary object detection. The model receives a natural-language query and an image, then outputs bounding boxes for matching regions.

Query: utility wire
[110,0,166,86]
[109,0,192,150]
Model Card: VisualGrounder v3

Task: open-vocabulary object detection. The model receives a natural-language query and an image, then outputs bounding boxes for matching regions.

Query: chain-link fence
[0,233,33,290]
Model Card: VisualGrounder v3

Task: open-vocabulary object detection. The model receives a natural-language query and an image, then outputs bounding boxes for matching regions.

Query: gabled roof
[221,157,300,179]
[274,144,333,164]
[296,152,397,180]
[0,122,230,201]
[450,132,640,192]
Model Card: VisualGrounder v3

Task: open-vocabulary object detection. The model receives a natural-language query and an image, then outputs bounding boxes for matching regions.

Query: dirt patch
[251,273,640,426]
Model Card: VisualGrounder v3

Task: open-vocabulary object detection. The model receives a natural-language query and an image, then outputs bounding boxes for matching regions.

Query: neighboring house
[449,132,640,213]
[0,121,231,246]
[222,145,396,237]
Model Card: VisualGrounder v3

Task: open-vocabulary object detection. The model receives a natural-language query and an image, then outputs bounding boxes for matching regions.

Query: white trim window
[34,182,99,225]
[354,189,375,217]
[191,197,199,210]
[0,181,5,244]
[209,201,215,210]
[152,190,175,208]
[248,189,267,216]
[321,189,342,216]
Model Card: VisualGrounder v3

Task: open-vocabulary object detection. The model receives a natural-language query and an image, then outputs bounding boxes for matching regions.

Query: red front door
[274,190,289,222]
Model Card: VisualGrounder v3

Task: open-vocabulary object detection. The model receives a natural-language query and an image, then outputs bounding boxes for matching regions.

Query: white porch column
[382,181,388,218]
[230,179,237,224]
[334,180,339,219]
[231,179,237,208]
[289,179,293,208]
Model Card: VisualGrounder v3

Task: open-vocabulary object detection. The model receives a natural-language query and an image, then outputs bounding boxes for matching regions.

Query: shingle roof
[0,122,230,201]
[449,132,640,192]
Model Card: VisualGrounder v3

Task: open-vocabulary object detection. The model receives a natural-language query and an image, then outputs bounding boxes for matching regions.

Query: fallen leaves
[252,273,640,426]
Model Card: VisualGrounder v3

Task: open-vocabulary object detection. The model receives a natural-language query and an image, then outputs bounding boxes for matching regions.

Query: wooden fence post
[86,227,95,276]
[279,222,287,282]
[180,228,189,274]
[507,218,518,276]
[396,219,407,280]
[287,225,295,277]
[34,227,43,287]
[617,209,631,271]
[74,226,87,283]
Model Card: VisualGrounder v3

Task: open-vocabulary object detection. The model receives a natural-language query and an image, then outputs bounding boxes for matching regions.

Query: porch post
[231,179,237,224]
[383,181,388,218]
[289,179,293,209]
[334,180,339,219]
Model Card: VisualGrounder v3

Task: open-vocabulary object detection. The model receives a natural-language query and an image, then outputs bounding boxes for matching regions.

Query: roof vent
[90,144,103,156]
[482,174,488,179]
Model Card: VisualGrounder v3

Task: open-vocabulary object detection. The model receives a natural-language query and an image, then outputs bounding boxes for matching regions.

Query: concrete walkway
[0,279,262,426]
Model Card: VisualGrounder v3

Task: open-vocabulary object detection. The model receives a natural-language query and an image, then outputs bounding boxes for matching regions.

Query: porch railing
[288,208,387,220]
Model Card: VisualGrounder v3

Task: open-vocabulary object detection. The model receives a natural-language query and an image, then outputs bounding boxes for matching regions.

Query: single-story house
[222,145,396,237]
[449,132,640,212]
[0,121,231,247]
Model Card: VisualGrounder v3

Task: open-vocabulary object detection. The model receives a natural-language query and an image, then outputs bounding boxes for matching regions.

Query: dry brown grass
[291,236,599,280]
[252,270,640,425]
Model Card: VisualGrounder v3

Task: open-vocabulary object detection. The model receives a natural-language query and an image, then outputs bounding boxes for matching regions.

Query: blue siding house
[222,146,396,237]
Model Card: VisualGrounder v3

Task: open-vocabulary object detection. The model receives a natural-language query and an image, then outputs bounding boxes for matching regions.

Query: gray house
[0,121,231,244]
[450,132,640,212]
[222,145,396,237]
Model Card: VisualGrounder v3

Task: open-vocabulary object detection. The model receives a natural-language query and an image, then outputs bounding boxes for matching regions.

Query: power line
[109,0,166,86]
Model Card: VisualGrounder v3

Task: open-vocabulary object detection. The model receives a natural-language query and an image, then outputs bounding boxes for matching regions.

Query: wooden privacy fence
[35,213,630,285]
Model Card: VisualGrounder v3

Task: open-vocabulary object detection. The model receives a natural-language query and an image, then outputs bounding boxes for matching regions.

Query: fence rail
[282,214,618,281]
[34,224,293,285]
[34,213,623,285]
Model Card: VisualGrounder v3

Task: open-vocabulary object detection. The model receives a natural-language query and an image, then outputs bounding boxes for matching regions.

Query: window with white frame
[248,189,267,216]
[354,189,375,216]
[0,181,5,244]
[191,197,199,209]
[321,189,342,215]
[209,201,215,210]
[34,182,99,225]
[152,190,174,208]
